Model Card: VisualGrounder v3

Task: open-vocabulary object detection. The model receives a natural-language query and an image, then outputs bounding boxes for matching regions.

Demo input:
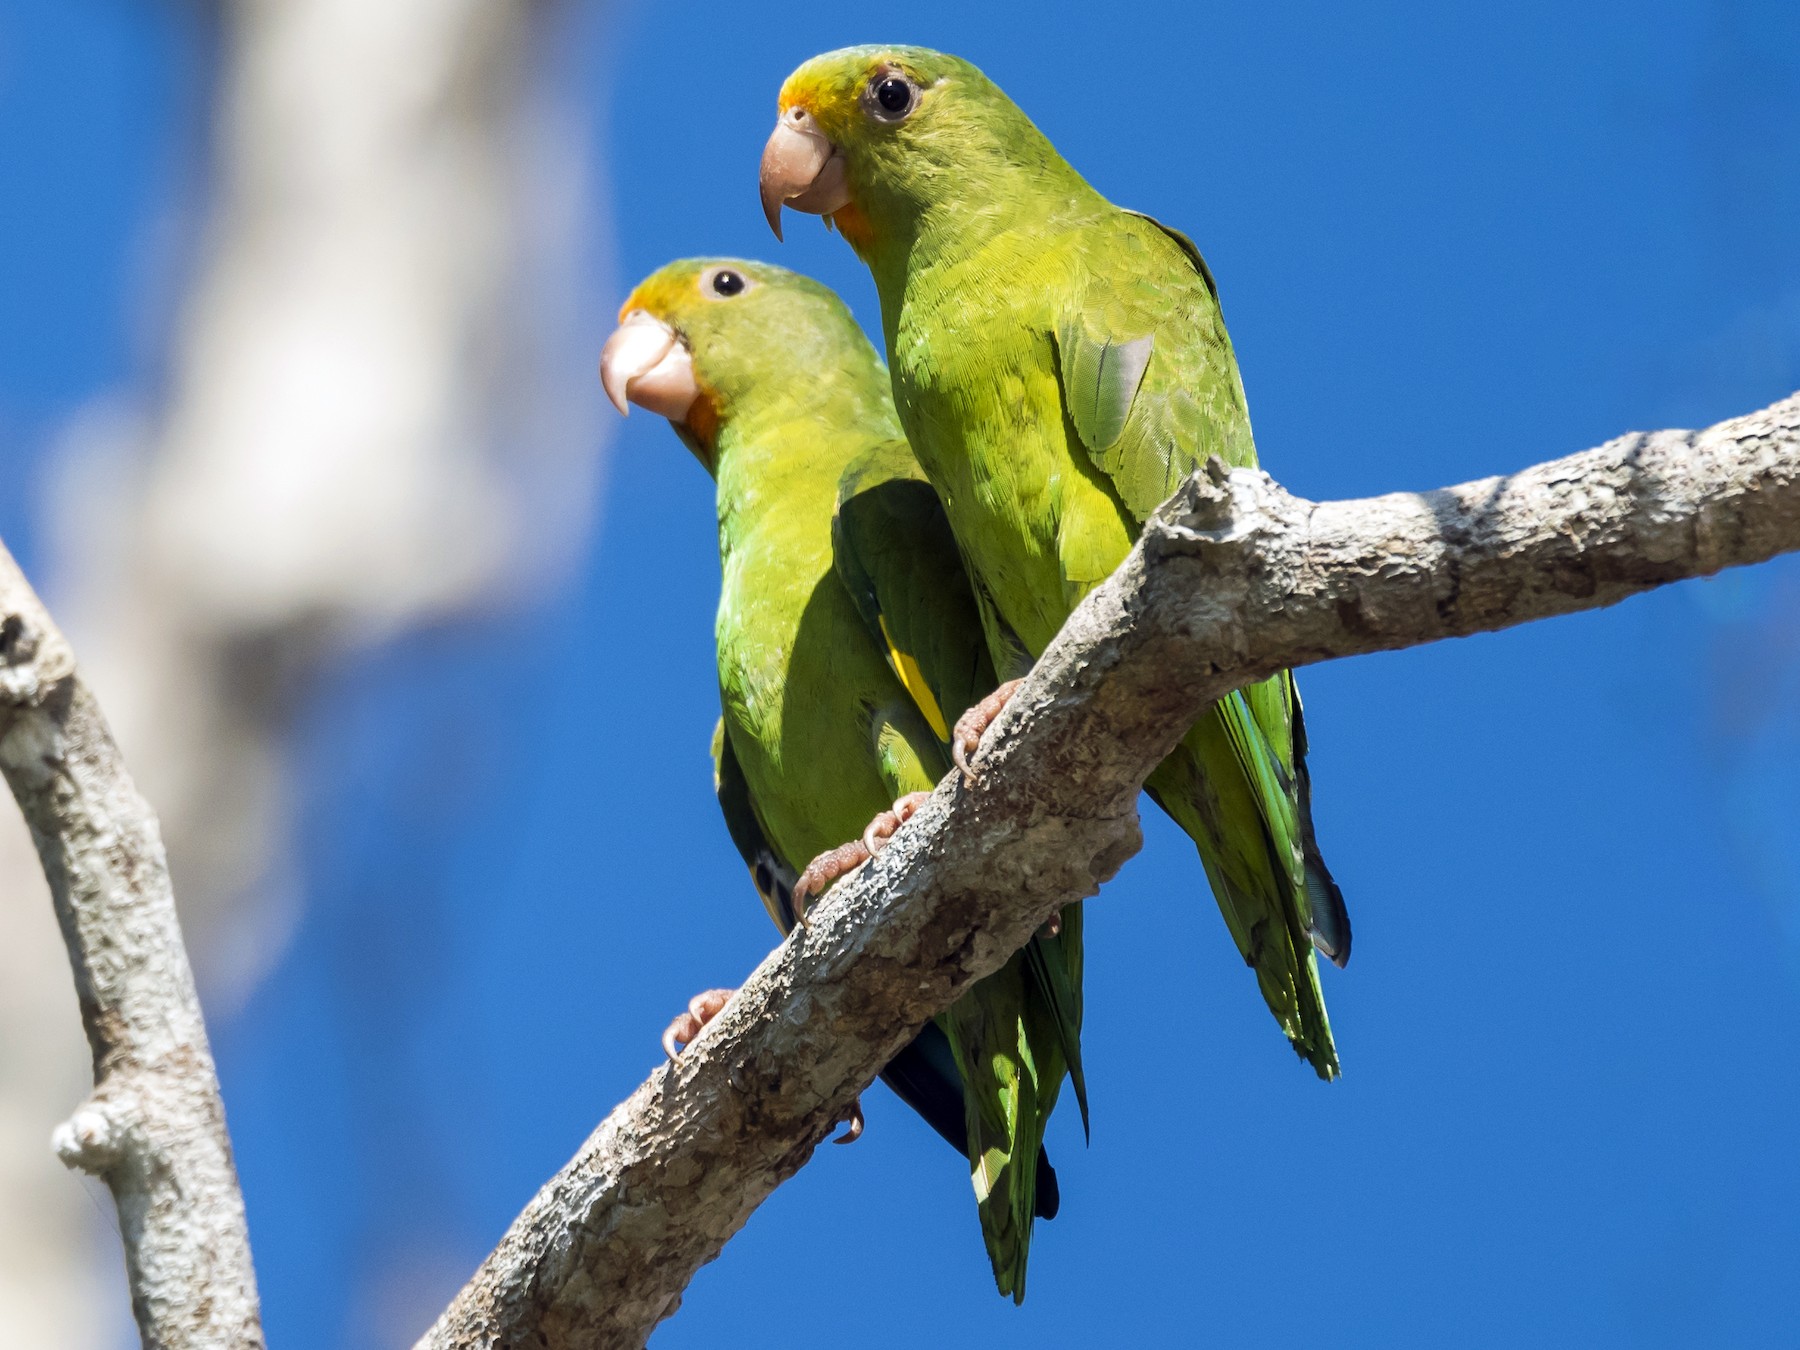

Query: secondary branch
[0,543,263,1350]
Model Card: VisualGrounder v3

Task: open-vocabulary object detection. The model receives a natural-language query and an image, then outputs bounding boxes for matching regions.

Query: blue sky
[4,2,1800,1347]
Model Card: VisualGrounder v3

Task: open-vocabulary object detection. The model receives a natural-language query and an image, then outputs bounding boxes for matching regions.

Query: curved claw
[831,1098,865,1146]
[860,810,899,859]
[791,839,872,929]
[661,988,734,1061]
[862,791,932,856]
[951,679,1025,785]
[950,725,977,782]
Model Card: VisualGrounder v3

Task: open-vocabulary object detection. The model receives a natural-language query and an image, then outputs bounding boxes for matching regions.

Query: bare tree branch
[0,542,262,1350]
[418,390,1800,1350]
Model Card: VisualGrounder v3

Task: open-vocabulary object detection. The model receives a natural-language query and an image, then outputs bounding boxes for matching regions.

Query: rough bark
[420,391,1800,1350]
[0,542,262,1350]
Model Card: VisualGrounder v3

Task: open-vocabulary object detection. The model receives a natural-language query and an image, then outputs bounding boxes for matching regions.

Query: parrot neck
[853,153,1103,313]
[711,397,871,565]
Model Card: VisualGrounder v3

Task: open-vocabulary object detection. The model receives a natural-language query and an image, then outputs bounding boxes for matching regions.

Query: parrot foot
[792,791,931,928]
[791,839,871,928]
[952,678,1025,784]
[661,988,734,1061]
[833,1099,865,1146]
[862,791,932,856]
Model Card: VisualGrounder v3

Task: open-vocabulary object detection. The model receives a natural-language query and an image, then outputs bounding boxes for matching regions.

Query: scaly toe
[869,790,934,854]
[891,790,931,824]
[951,729,980,783]
[661,987,735,1060]
[791,839,873,928]
[951,679,1024,784]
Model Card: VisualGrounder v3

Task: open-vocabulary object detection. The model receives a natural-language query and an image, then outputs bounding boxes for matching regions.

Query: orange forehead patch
[618,268,706,324]
[777,53,886,122]
[776,63,839,115]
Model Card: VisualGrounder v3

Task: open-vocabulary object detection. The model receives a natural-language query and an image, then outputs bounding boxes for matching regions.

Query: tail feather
[878,1021,1059,1221]
[1302,852,1351,968]
[1147,692,1343,1079]
[943,940,1079,1303]
[1023,910,1089,1140]
[1296,680,1353,964]
[1292,682,1352,967]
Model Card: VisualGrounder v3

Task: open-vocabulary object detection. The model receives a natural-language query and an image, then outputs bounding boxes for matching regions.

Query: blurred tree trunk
[1,0,607,1342]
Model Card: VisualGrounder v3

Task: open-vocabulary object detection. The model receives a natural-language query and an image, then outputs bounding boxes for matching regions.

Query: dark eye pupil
[711,270,744,296]
[875,77,911,114]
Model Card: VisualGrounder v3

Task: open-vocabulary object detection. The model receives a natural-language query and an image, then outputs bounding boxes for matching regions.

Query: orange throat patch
[681,389,722,465]
[829,201,877,256]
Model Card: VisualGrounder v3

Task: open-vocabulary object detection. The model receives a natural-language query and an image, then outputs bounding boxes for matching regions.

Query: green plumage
[627,258,1079,1299]
[780,47,1351,1076]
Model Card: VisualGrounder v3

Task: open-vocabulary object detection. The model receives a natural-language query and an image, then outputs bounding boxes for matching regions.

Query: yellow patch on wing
[878,615,949,741]
[974,1146,1006,1203]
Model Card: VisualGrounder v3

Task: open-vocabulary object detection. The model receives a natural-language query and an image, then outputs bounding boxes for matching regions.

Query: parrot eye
[707,268,747,298]
[868,72,917,120]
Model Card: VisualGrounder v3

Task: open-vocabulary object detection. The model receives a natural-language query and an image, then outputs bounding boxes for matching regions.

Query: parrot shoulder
[1052,207,1254,524]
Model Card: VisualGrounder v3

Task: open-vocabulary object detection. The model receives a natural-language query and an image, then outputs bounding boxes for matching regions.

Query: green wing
[711,717,798,934]
[835,441,1089,1296]
[1056,210,1350,1077]
[835,438,1089,1122]
[1053,214,1257,519]
[1056,323,1153,459]
[833,439,996,740]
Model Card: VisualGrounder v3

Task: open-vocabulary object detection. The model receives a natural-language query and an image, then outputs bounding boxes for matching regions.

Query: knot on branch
[0,604,76,709]
[0,697,69,788]
[0,612,30,665]
[0,612,45,707]
[53,1099,131,1175]
[1142,460,1303,563]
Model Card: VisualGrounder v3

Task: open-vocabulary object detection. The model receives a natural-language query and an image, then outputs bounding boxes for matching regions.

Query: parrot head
[760,45,1069,255]
[600,257,892,472]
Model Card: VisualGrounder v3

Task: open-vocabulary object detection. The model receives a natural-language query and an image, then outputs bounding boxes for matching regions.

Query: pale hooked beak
[599,310,699,421]
[759,106,851,241]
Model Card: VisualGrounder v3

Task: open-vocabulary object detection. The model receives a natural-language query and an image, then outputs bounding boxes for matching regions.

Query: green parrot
[600,257,1085,1300]
[759,46,1351,1079]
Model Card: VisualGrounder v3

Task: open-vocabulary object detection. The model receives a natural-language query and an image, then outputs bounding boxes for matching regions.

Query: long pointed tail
[1147,682,1345,1079]
[878,1021,1059,1220]
[1293,691,1351,967]
[941,924,1083,1303]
